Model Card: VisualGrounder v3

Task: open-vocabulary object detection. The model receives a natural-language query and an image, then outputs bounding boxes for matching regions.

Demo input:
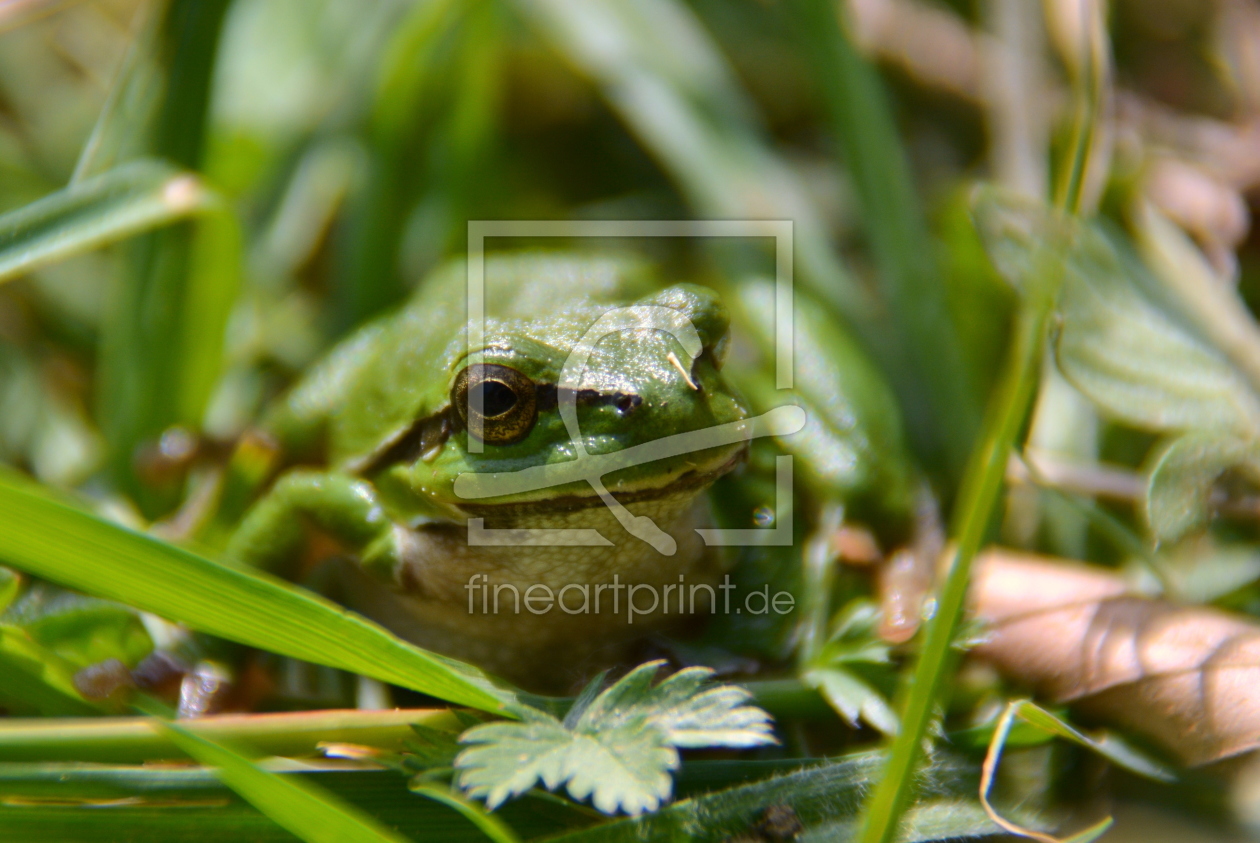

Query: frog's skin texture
[226,254,748,691]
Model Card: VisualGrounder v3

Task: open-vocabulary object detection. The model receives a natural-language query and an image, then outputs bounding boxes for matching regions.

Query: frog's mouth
[452,443,747,516]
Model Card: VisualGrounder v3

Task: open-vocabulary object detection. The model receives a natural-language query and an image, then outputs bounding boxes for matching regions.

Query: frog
[224,253,753,691]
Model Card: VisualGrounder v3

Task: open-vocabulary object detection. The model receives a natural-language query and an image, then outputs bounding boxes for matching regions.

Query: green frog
[225,254,758,690]
[224,253,915,692]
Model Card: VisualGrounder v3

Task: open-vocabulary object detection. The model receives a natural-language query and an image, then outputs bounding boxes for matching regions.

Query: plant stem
[857,2,1107,837]
[856,268,1057,843]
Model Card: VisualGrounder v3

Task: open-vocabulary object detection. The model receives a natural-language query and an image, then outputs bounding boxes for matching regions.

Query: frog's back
[326,253,656,469]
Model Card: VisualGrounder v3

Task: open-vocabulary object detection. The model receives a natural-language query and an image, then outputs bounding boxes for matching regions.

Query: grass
[0,0,1251,841]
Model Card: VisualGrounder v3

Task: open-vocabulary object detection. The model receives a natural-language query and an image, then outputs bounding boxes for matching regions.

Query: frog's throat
[451,445,746,517]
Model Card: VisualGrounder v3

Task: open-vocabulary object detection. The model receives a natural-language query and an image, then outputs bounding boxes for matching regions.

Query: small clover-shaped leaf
[455,660,776,815]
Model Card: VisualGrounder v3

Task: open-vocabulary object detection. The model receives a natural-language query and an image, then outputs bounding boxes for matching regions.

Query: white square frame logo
[458,220,800,550]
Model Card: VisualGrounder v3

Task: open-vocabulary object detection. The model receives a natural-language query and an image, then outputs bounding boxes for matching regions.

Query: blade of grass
[411,783,522,843]
[855,235,1066,843]
[516,0,877,329]
[72,1,162,184]
[857,3,1109,837]
[785,0,979,481]
[0,709,461,763]
[98,0,233,513]
[337,0,469,330]
[0,476,515,712]
[979,700,1170,843]
[0,765,593,841]
[544,749,1029,842]
[151,717,414,843]
[0,159,211,284]
[177,195,243,426]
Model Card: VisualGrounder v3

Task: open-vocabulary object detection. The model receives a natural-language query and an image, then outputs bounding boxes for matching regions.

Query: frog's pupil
[476,380,517,418]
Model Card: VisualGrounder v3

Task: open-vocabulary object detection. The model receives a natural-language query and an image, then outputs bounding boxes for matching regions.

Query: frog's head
[395,283,748,512]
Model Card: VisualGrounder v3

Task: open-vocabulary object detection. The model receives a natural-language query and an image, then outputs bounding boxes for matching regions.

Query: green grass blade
[98,0,234,513]
[0,764,592,841]
[0,476,515,712]
[152,718,413,843]
[0,159,208,285]
[856,248,1064,843]
[544,751,1016,842]
[337,0,467,329]
[411,783,522,843]
[176,198,243,425]
[786,0,979,479]
[517,0,876,329]
[0,709,460,763]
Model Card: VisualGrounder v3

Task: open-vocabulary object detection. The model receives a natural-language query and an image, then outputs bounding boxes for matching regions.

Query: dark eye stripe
[534,384,640,415]
[357,409,452,475]
[359,381,645,475]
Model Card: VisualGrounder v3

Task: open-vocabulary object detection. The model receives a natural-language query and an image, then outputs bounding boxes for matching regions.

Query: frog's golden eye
[451,364,538,446]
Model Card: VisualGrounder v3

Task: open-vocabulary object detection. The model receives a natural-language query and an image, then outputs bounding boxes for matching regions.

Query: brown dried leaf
[969,548,1260,766]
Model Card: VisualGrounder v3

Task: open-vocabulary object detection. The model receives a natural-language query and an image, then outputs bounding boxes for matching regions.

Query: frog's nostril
[615,394,641,416]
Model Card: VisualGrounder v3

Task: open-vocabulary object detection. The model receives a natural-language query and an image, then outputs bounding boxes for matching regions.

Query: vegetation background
[1,0,1259,841]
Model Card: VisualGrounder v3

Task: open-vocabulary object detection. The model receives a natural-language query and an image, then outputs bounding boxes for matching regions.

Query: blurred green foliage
[0,0,1258,840]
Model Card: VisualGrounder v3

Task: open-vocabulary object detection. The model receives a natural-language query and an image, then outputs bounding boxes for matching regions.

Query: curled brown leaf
[970,549,1260,766]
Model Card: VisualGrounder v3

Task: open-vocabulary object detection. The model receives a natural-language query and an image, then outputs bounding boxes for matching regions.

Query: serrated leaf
[457,708,675,815]
[577,662,776,748]
[821,599,893,664]
[456,661,776,815]
[1144,433,1260,546]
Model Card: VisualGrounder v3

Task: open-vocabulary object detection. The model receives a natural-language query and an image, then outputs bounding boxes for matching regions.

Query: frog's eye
[451,364,538,446]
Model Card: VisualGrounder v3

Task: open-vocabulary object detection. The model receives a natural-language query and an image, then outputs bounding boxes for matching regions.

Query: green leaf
[1012,700,1175,783]
[576,662,776,749]
[548,750,1024,842]
[0,159,211,285]
[456,661,776,815]
[1144,433,1260,546]
[974,189,1260,550]
[801,600,898,735]
[3,585,153,669]
[458,698,675,815]
[153,718,414,843]
[0,474,513,712]
[403,723,468,769]
[0,626,103,716]
[802,667,899,737]
[973,189,1260,437]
